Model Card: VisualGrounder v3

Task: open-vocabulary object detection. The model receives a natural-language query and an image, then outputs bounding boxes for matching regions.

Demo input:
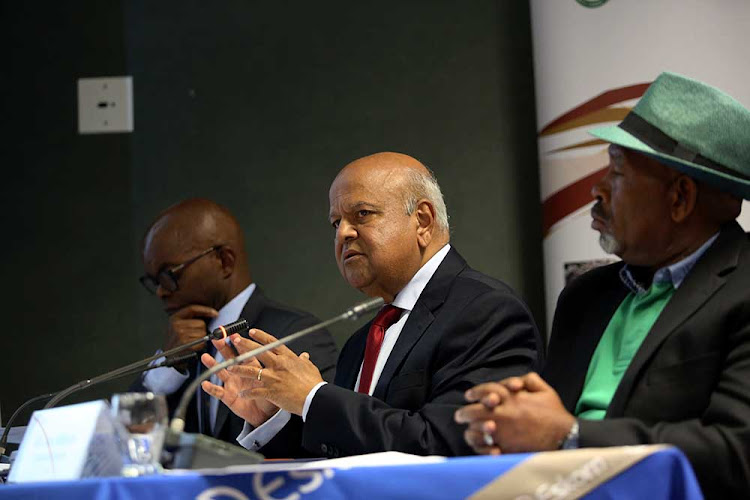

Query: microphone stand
[43,325,242,410]
[169,296,384,434]
[0,353,196,457]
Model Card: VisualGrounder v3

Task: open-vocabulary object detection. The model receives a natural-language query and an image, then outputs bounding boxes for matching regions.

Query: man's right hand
[200,336,279,428]
[165,304,219,353]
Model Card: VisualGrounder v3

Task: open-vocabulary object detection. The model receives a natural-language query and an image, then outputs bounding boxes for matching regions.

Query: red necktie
[358,305,403,394]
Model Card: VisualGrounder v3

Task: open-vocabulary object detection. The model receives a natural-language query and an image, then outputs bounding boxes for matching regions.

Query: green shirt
[575,280,675,419]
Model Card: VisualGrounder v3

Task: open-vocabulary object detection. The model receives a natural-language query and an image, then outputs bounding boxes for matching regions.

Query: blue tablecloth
[0,446,702,499]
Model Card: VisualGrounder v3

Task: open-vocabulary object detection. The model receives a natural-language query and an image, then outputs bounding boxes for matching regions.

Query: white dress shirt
[237,244,451,451]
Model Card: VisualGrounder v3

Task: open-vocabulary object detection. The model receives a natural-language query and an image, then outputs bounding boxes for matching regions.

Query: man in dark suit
[133,198,338,444]
[456,72,750,498]
[201,152,543,457]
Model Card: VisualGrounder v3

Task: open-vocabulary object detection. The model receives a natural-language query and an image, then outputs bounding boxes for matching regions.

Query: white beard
[599,232,622,255]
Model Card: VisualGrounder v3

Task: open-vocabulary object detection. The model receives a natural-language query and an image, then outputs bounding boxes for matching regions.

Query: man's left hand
[454,372,575,454]
[225,329,325,416]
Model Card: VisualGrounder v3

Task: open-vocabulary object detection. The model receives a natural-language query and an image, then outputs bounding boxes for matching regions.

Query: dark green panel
[1,1,140,425]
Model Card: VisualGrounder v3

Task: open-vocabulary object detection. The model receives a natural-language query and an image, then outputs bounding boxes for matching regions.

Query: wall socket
[77,76,133,134]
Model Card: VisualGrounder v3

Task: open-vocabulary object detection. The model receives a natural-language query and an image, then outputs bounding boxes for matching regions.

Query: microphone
[0,353,197,456]
[44,318,248,409]
[210,318,249,340]
[169,296,385,434]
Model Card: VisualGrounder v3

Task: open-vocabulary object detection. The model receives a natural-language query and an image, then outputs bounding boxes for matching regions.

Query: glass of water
[110,392,168,477]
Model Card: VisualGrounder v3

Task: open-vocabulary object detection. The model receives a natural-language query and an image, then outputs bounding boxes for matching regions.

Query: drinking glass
[110,392,168,477]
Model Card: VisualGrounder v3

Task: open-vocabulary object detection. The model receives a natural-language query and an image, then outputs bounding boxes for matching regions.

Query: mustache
[591,202,609,221]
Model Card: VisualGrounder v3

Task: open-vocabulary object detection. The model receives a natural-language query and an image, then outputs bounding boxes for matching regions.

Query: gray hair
[403,166,450,232]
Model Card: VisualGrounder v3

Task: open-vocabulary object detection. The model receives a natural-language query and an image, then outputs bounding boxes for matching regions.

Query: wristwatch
[560,420,580,450]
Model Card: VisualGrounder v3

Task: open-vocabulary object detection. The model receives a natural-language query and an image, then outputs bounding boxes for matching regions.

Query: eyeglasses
[139,245,222,294]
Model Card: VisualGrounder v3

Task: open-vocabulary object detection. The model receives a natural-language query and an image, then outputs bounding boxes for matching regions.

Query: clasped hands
[200,329,324,427]
[454,372,576,455]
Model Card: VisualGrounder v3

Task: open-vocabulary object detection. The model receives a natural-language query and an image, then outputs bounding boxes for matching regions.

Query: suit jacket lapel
[336,325,368,390]
[553,268,628,411]
[607,223,743,417]
[372,248,466,400]
[212,286,266,436]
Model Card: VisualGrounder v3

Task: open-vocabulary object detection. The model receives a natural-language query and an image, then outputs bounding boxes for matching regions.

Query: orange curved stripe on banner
[546,138,608,154]
[542,166,607,236]
[541,107,631,136]
[539,82,650,135]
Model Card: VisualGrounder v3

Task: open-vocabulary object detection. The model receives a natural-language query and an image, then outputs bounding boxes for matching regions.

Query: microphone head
[349,297,385,319]
[210,318,250,340]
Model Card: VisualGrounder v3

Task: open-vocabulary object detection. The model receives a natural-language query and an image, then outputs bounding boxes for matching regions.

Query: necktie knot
[373,305,403,329]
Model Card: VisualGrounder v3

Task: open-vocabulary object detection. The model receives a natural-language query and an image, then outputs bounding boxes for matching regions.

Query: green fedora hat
[590,71,750,199]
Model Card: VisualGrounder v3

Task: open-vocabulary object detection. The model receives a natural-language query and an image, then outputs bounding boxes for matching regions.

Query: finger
[465,419,498,433]
[173,304,219,319]
[199,353,237,385]
[200,352,217,369]
[465,383,511,407]
[248,329,295,357]
[202,353,238,384]
[465,382,503,402]
[464,429,502,455]
[231,334,277,367]
[201,380,225,400]
[520,372,551,393]
[454,402,495,424]
[465,419,496,433]
[300,352,310,361]
[480,389,510,409]
[498,377,526,392]
[227,364,262,380]
[212,337,239,361]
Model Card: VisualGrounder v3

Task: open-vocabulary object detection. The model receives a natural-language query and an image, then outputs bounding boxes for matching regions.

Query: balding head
[145,199,246,258]
[328,152,450,301]
[142,198,251,313]
[334,152,450,233]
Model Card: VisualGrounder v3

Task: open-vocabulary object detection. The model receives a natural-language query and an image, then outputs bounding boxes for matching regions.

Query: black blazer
[133,287,339,444]
[543,222,750,499]
[298,247,543,458]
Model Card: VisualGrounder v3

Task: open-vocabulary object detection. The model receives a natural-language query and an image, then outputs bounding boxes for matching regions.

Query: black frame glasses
[139,245,222,294]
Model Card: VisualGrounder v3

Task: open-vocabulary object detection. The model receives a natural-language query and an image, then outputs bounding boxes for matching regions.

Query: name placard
[8,400,124,483]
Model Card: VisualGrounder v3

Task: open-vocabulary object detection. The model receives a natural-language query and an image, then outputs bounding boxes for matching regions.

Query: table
[0,445,703,499]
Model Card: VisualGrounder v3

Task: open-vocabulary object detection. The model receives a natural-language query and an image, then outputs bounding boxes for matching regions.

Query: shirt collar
[391,244,451,312]
[620,233,719,294]
[208,282,256,332]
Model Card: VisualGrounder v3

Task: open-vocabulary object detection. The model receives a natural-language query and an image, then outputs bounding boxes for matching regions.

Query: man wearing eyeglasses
[133,198,339,445]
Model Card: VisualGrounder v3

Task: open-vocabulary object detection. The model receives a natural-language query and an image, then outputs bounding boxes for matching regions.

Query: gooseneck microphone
[0,353,196,456]
[210,318,249,340]
[0,392,55,456]
[169,297,385,434]
[43,318,251,410]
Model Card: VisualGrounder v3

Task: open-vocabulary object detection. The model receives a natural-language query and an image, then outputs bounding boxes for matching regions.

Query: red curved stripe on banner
[546,138,608,154]
[539,83,650,135]
[542,167,607,236]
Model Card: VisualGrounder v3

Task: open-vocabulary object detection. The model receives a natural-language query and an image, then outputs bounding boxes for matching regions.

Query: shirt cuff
[141,352,190,395]
[302,381,327,422]
[236,410,292,451]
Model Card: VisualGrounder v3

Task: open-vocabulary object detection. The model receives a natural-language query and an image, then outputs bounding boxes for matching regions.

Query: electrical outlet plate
[77,76,134,134]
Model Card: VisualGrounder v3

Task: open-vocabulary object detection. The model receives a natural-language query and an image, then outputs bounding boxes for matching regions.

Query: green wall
[1,1,543,424]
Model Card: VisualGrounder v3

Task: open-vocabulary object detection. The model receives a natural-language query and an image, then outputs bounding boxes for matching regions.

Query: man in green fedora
[455,71,750,498]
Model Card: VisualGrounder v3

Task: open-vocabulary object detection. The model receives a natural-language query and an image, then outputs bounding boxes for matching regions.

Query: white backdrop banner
[530,0,750,328]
